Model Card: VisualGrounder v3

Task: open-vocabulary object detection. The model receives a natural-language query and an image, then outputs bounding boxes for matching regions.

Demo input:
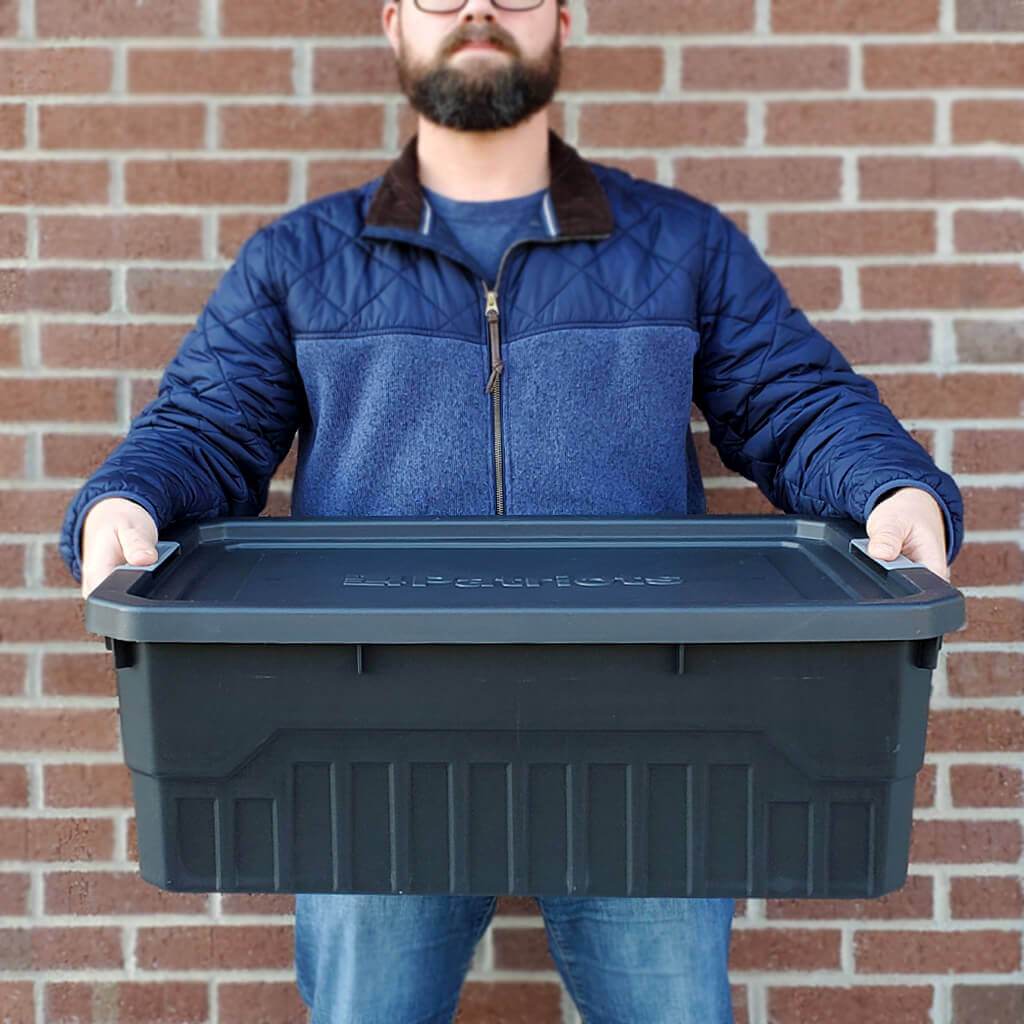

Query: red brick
[862,264,1024,310]
[952,984,1024,1023]
[129,47,294,93]
[586,0,754,33]
[130,378,160,417]
[563,46,665,92]
[44,763,133,808]
[775,265,842,310]
[865,44,1024,88]
[218,982,307,1024]
[45,871,207,916]
[492,927,557,971]
[0,321,21,363]
[42,434,122,479]
[46,982,209,1023]
[0,435,27,478]
[860,157,1024,200]
[0,0,15,34]
[42,652,116,698]
[909,819,1022,863]
[949,541,1024,587]
[729,929,842,971]
[220,893,295,915]
[36,0,200,36]
[954,100,1024,144]
[0,269,111,313]
[0,983,33,1024]
[767,985,934,1024]
[766,874,933,920]
[495,896,539,916]
[455,981,563,1024]
[307,157,397,200]
[126,268,224,315]
[39,103,205,150]
[137,926,294,969]
[915,763,936,808]
[0,873,30,916]
[0,819,115,863]
[313,46,400,94]
[218,212,283,260]
[957,0,1024,31]
[683,45,847,90]
[0,213,26,258]
[873,372,1024,419]
[42,542,77,587]
[705,486,777,515]
[772,0,938,32]
[579,102,746,148]
[0,378,116,421]
[855,929,1020,973]
[0,653,28,696]
[0,543,25,586]
[0,490,93,536]
[950,765,1024,809]
[960,597,1024,643]
[0,160,108,204]
[127,817,138,862]
[947,652,1024,699]
[950,876,1024,921]
[0,47,113,93]
[221,0,381,36]
[929,712,1024,753]
[39,214,203,260]
[767,100,933,145]
[0,709,118,752]
[955,211,1024,254]
[125,159,290,205]
[0,103,24,147]
[675,157,841,202]
[220,102,384,150]
[770,211,935,256]
[41,322,184,370]
[0,764,28,807]
[961,488,1023,533]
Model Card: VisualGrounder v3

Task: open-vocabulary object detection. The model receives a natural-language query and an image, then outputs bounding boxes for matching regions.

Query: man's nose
[458,0,499,20]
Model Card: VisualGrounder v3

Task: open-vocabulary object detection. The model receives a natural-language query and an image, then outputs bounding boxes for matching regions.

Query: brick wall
[1,0,1022,1022]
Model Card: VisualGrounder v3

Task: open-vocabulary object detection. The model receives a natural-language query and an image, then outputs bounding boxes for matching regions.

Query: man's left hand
[865,486,950,581]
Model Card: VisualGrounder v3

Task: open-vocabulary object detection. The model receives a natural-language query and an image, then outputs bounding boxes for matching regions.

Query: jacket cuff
[862,478,957,566]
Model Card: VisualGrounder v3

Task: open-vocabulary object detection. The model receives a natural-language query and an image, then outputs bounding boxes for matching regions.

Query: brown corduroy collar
[364,128,615,238]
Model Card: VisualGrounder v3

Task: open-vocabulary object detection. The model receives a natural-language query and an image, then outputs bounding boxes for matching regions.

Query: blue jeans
[295,894,735,1024]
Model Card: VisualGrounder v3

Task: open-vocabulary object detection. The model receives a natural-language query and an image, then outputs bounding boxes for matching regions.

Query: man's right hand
[80,497,159,599]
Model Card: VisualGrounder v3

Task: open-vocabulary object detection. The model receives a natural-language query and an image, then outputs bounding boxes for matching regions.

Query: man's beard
[395,34,561,132]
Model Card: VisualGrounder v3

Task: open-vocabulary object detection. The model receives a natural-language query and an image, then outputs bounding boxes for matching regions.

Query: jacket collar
[363,128,615,239]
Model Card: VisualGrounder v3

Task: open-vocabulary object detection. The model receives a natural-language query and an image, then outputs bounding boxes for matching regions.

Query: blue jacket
[60,130,963,582]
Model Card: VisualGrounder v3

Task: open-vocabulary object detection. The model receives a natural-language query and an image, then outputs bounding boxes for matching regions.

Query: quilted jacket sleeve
[58,226,304,583]
[693,206,964,564]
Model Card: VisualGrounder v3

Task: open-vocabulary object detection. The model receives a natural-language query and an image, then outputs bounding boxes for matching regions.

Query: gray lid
[84,515,966,645]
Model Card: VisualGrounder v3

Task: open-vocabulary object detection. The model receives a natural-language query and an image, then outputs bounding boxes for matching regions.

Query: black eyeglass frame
[406,0,548,12]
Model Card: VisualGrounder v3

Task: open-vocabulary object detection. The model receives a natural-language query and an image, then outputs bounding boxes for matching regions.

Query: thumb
[868,523,906,562]
[117,525,157,564]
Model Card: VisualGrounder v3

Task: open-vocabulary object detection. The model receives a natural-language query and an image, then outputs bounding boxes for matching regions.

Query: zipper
[480,233,612,517]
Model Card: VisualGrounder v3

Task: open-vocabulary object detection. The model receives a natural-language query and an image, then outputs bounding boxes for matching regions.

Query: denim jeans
[294,893,735,1024]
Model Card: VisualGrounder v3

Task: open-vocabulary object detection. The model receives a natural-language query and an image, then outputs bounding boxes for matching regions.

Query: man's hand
[865,486,950,582]
[80,497,159,599]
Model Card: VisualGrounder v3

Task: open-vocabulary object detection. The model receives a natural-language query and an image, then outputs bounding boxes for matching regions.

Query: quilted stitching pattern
[59,156,964,584]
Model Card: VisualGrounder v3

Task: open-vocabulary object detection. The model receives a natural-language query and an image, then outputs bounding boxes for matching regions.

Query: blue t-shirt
[421,184,548,288]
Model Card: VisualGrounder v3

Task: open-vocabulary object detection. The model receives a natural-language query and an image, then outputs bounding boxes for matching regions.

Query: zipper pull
[485,290,499,320]
[485,359,505,394]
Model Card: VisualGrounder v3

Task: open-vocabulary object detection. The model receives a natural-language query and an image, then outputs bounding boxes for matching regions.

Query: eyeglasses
[411,0,547,12]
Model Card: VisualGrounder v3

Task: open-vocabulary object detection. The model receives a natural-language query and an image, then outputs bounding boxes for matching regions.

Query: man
[61,1,963,1021]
